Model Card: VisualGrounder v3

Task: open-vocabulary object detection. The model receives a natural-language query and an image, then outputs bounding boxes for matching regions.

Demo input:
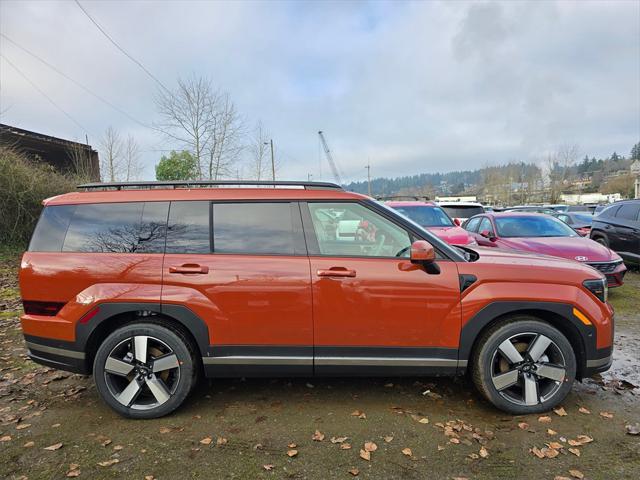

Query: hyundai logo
[575,256,588,261]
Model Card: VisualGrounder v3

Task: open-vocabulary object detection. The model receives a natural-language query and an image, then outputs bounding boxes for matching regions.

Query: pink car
[464,212,627,287]
[386,201,477,246]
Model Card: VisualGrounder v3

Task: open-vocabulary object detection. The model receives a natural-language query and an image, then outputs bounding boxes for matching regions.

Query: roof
[44,186,367,206]
[437,201,483,207]
[385,200,435,207]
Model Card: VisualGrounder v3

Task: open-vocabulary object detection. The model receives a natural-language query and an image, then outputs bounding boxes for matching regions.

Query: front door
[301,201,462,375]
[161,201,313,376]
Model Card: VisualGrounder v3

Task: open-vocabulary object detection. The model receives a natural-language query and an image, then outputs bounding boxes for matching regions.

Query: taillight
[23,301,65,316]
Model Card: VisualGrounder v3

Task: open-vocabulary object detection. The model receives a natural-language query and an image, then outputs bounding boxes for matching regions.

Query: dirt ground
[1,248,638,480]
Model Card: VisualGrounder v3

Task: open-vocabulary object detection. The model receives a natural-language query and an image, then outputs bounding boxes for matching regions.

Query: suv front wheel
[93,321,197,419]
[471,317,576,414]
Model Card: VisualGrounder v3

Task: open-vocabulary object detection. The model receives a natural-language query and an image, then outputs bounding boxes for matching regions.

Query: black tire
[93,320,197,419]
[471,316,576,415]
[592,234,609,248]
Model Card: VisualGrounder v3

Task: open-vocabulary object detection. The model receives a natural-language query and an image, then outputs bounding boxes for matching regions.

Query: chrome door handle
[169,264,209,274]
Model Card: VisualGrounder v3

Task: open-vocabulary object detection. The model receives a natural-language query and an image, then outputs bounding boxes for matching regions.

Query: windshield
[495,216,578,238]
[573,213,594,224]
[440,205,484,218]
[392,205,453,227]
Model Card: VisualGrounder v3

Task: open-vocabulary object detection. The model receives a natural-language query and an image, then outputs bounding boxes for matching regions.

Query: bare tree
[544,144,579,203]
[123,134,143,181]
[247,121,271,180]
[100,126,123,182]
[206,93,245,180]
[67,142,95,182]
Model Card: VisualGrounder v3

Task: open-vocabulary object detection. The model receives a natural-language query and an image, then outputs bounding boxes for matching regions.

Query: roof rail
[376,195,431,201]
[77,180,343,191]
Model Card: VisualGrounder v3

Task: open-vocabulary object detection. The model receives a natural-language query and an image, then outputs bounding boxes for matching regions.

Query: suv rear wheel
[471,317,576,414]
[93,321,197,419]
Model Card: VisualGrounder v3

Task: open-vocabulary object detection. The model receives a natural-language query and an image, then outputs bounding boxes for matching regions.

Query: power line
[74,0,171,93]
[0,33,161,134]
[0,53,89,135]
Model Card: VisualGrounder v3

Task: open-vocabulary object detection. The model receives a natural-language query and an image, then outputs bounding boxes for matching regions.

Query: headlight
[583,278,608,303]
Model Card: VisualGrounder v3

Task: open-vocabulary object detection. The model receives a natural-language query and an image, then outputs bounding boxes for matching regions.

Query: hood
[498,236,618,263]
[427,226,473,246]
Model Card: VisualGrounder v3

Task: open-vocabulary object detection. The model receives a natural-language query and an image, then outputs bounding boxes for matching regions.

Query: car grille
[587,261,622,274]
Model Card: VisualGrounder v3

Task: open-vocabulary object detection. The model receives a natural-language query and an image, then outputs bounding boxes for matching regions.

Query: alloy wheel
[103,335,181,410]
[490,332,567,407]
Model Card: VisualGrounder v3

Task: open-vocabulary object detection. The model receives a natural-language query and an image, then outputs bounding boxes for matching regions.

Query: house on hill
[0,123,100,181]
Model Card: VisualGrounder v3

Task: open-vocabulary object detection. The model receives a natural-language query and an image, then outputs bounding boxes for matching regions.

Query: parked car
[504,206,557,215]
[20,181,614,418]
[463,212,626,287]
[437,201,485,224]
[544,204,569,213]
[385,200,477,246]
[589,199,640,267]
[555,212,594,237]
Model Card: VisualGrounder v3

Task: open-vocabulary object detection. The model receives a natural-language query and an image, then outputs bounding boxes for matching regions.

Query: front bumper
[587,261,627,288]
[583,347,613,377]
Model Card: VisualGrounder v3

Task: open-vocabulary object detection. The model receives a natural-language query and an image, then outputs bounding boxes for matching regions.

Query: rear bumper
[23,335,90,375]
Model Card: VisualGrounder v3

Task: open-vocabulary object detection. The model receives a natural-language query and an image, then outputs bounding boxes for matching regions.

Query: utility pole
[365,162,372,197]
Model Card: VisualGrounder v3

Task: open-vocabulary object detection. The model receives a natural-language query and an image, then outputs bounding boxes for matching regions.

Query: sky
[1,0,639,183]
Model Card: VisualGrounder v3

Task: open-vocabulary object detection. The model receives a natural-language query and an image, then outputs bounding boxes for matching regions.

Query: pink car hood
[427,226,473,246]
[498,236,620,263]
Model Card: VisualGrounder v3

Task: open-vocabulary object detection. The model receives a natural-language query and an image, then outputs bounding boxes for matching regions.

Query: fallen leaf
[16,423,31,430]
[351,410,366,419]
[286,449,298,457]
[418,417,429,424]
[384,383,394,388]
[555,477,572,480]
[600,411,614,419]
[518,422,529,430]
[401,447,412,457]
[23,441,35,448]
[340,443,352,450]
[199,437,212,445]
[554,407,568,416]
[437,445,445,451]
[449,438,460,444]
[97,459,119,467]
[52,423,61,428]
[0,436,11,442]
[113,445,124,451]
[66,469,80,478]
[547,442,563,450]
[331,436,348,444]
[479,446,489,458]
[348,468,360,476]
[364,441,378,452]
[312,430,325,442]
[216,437,228,446]
[531,446,545,459]
[568,448,581,457]
[384,435,394,443]
[44,442,63,451]
[569,469,584,479]
[542,447,560,458]
[159,427,171,434]
[287,443,297,448]
[101,439,112,447]
[578,407,591,414]
[144,476,155,480]
[538,416,552,423]
[263,464,275,471]
[547,429,558,435]
[625,423,640,435]
[359,449,371,461]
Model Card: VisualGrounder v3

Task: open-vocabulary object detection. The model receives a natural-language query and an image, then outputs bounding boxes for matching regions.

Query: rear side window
[616,203,640,221]
[166,201,210,254]
[212,202,300,255]
[478,217,495,236]
[62,202,169,253]
[29,205,76,252]
[464,217,481,232]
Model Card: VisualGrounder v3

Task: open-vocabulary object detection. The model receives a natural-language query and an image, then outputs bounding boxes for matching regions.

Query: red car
[464,212,627,287]
[386,201,477,246]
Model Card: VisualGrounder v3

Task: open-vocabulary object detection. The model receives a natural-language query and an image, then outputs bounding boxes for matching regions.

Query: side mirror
[410,240,440,274]
[453,218,462,227]
[480,230,495,241]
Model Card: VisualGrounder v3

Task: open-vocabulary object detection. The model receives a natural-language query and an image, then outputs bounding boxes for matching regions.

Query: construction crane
[318,130,343,185]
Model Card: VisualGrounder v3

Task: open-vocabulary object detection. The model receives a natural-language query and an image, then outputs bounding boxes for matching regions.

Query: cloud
[1,0,638,182]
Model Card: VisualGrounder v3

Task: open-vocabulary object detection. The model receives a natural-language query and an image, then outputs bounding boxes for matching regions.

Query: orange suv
[19,181,614,418]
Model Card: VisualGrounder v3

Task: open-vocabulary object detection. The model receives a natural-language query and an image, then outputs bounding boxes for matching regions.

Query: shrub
[0,147,76,247]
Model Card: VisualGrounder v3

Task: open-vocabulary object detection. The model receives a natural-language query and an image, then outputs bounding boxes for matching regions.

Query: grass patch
[608,270,640,317]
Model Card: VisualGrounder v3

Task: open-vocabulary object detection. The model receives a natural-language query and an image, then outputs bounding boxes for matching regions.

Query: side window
[307,202,411,257]
[616,204,640,221]
[558,214,571,224]
[600,205,620,218]
[465,217,481,232]
[212,202,301,255]
[29,205,76,252]
[63,203,146,253]
[478,217,494,236]
[166,201,210,254]
[137,202,170,253]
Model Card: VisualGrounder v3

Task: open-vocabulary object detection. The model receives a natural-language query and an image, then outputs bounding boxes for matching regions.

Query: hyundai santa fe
[19,181,614,419]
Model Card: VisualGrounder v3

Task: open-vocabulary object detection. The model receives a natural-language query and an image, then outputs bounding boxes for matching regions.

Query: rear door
[301,201,461,375]
[611,203,640,256]
[161,201,313,376]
